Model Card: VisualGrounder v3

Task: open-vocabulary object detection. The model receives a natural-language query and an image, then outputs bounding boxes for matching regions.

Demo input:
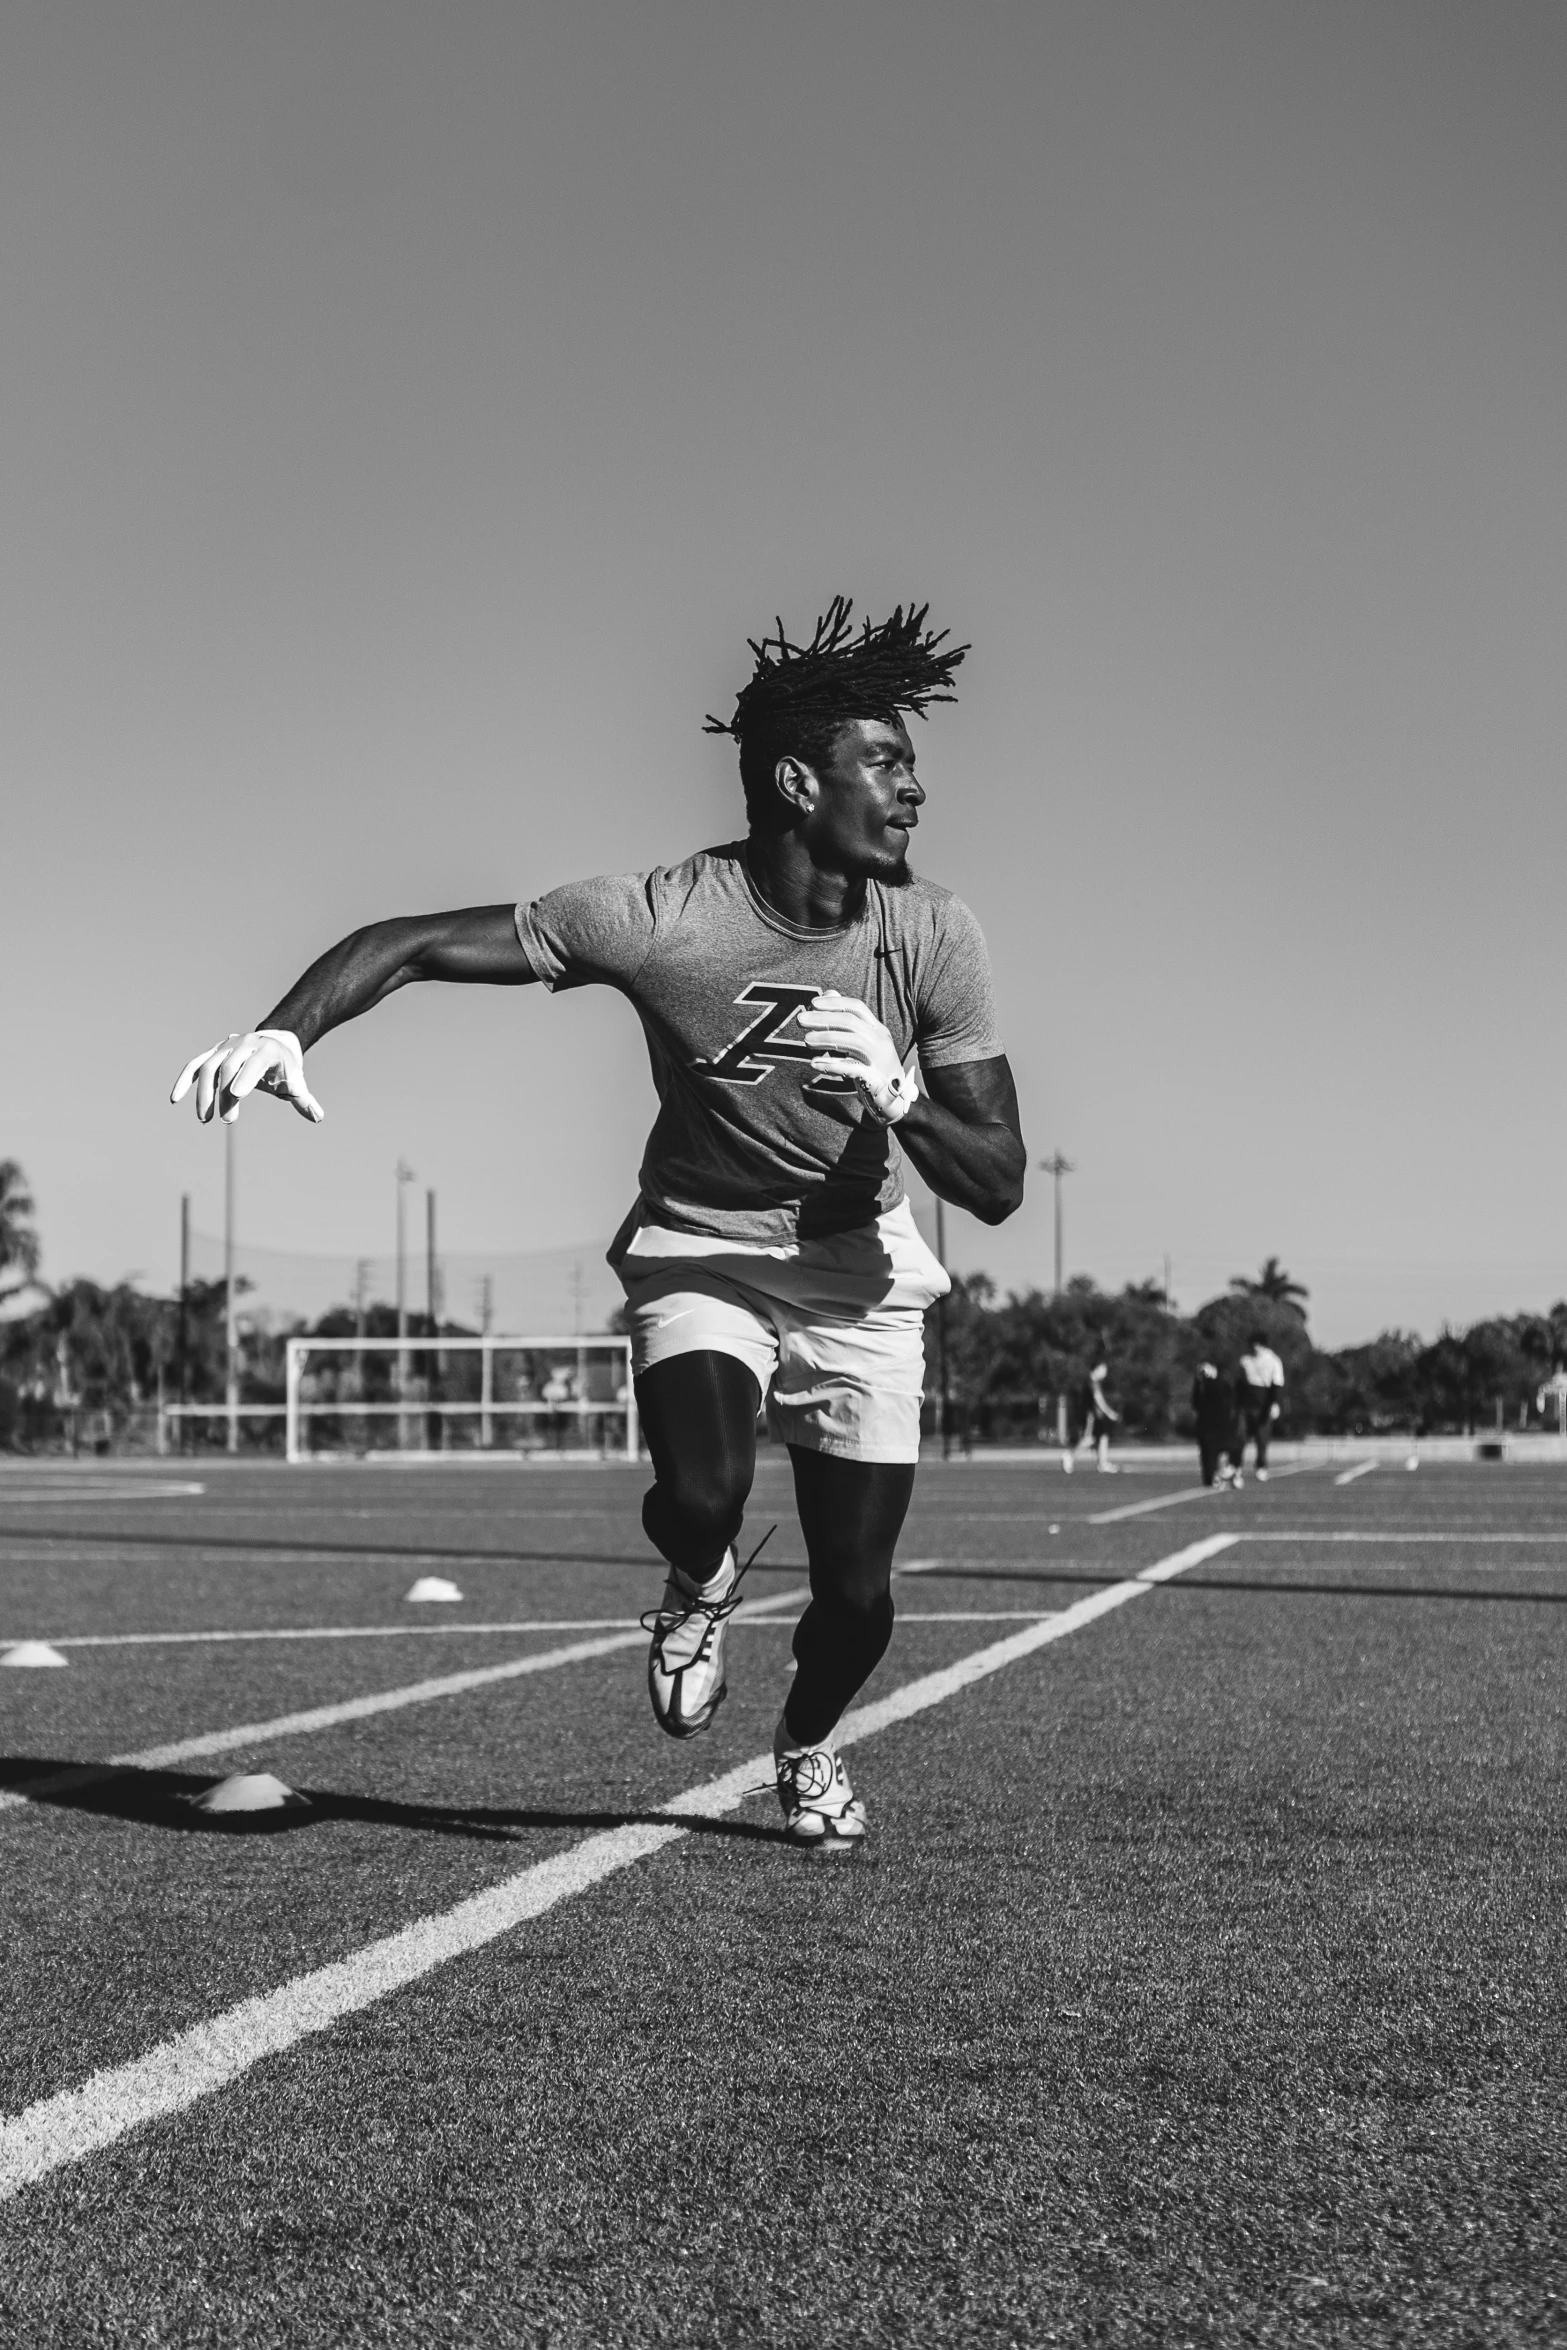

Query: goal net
[284,1335,637,1464]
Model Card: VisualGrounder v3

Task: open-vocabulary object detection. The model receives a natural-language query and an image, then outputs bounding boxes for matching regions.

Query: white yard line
[1333,1460,1378,1487]
[1087,1484,1226,1525]
[0,1533,1236,2202]
[0,1586,809,1815]
[878,1611,1057,1622]
[1242,1530,1567,1544]
[1088,1461,1318,1525]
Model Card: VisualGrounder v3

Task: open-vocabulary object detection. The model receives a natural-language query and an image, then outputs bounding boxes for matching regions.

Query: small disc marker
[405,1577,464,1604]
[190,1772,309,1816]
[1,1642,69,1669]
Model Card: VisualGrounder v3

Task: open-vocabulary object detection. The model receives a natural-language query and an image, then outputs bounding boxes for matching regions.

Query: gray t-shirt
[515,842,1003,1243]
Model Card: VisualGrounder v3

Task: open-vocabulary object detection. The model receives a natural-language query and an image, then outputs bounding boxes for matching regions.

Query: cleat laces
[641,1524,776,1665]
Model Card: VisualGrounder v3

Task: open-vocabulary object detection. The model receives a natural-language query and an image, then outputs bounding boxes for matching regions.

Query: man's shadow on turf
[0,1758,789,1845]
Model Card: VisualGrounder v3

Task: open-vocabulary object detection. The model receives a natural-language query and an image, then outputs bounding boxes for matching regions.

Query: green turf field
[0,1454,1562,2346]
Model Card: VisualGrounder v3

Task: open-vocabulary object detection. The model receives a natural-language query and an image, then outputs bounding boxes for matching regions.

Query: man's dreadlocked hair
[704,596,968,829]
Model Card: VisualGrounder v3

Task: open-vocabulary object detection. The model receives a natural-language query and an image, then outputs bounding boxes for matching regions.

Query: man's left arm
[800,989,1024,1222]
[898,1054,1025,1226]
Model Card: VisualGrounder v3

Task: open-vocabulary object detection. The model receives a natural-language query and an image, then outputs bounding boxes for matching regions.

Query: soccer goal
[283,1334,637,1464]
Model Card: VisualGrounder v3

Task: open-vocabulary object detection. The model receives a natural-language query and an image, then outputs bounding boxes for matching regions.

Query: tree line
[929,1260,1567,1446]
[2,1162,1563,1448]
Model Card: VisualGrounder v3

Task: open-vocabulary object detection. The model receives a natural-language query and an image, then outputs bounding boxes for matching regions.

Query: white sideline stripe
[25,1621,646,1650]
[0,1482,205,1504]
[1334,1460,1378,1487]
[17,1614,814,1651]
[1089,1461,1317,1523]
[0,1533,1234,2202]
[0,1586,809,1814]
[10,1606,1029,1651]
[891,1557,939,1574]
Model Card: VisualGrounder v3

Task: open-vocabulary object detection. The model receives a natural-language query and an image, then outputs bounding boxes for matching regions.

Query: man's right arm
[260,905,535,1047]
[171,905,534,1125]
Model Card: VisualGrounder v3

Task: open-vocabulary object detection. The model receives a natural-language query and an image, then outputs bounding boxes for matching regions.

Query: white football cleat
[643,1550,742,1739]
[1255,1466,1269,1482]
[774,1726,867,1854]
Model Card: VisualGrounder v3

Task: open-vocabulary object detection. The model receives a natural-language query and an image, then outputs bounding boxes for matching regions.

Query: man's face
[796,717,924,883]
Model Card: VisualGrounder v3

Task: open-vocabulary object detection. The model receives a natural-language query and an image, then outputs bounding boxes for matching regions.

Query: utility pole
[426,1187,441,1451]
[425,1189,439,1330]
[1039,1151,1074,1449]
[395,1160,416,1449]
[934,1198,951,1460]
[570,1261,588,1441]
[353,1257,369,1454]
[178,1194,191,1444]
[478,1274,494,1451]
[224,1122,238,1456]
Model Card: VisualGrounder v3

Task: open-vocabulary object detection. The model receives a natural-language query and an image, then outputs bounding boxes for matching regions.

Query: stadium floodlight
[1038,1151,1074,1296]
[283,1333,637,1465]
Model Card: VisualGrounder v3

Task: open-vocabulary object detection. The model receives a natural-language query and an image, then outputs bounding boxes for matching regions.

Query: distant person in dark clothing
[1236,1331,1285,1479]
[1071,1357,1120,1473]
[1191,1359,1236,1488]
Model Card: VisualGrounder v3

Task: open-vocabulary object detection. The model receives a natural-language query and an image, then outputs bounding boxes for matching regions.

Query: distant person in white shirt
[1235,1332,1285,1480]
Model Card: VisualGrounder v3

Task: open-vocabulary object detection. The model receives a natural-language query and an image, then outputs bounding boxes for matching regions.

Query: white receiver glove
[169,1029,324,1126]
[798,991,921,1126]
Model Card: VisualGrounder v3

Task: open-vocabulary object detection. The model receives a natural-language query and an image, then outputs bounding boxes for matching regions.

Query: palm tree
[1229,1256,1308,1316]
[0,1160,42,1302]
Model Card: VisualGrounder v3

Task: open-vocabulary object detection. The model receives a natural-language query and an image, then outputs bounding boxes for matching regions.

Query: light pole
[1039,1152,1074,1296]
[1039,1151,1074,1449]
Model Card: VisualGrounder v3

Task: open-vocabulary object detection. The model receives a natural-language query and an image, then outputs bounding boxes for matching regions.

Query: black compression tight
[636,1351,761,1575]
[784,1445,915,1746]
[634,1351,916,1744]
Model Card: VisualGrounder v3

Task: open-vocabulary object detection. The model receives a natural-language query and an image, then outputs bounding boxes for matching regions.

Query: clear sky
[3,2,1563,1348]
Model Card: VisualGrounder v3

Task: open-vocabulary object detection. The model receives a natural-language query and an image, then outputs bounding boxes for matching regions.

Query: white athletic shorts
[611,1197,950,1465]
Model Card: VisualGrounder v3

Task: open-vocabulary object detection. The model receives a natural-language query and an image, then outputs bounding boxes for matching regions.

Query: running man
[171,599,1024,1852]
[1236,1329,1285,1479]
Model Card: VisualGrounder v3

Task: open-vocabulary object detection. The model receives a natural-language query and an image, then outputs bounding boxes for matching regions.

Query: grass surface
[0,1457,1563,2345]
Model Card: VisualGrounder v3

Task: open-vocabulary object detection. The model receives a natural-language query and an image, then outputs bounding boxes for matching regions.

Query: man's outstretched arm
[170,904,533,1125]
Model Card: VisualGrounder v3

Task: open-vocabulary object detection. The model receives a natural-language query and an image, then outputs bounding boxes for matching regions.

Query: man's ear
[773,754,818,819]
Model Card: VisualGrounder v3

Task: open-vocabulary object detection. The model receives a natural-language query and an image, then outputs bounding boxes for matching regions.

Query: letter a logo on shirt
[696,984,853,1090]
